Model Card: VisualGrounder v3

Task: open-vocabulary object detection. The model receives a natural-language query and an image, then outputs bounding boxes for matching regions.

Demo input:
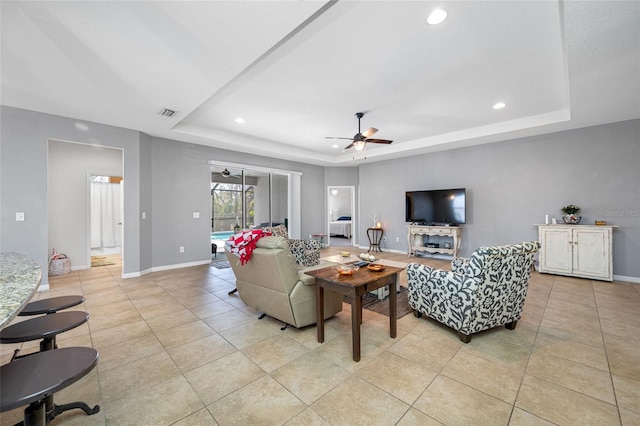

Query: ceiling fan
[221,168,241,178]
[326,112,393,151]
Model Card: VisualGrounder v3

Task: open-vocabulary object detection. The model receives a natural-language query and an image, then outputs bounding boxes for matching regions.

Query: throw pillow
[263,224,289,239]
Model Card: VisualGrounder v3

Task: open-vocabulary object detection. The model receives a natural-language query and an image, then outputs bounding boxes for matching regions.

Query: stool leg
[24,400,46,426]
[48,401,100,421]
[40,336,55,352]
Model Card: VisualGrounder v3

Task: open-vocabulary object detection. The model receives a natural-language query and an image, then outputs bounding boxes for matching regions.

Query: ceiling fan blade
[343,142,354,150]
[365,138,393,144]
[325,136,354,140]
[362,127,378,138]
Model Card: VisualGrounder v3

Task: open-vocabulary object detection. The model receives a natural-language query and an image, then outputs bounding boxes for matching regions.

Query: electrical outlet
[395,237,400,242]
[193,212,200,218]
[179,246,184,253]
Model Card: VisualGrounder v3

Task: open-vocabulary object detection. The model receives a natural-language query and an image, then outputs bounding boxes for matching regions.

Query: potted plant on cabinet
[561,204,581,224]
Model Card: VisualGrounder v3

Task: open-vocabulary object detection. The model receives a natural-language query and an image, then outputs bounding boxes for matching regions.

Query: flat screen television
[405,188,466,225]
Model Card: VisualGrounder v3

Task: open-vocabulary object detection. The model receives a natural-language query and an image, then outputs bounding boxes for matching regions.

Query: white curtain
[91,182,122,248]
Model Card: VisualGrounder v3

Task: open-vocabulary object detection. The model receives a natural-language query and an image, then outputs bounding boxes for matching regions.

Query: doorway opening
[90,174,123,267]
[327,186,356,247]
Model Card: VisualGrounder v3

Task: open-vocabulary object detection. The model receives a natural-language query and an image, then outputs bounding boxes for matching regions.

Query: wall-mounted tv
[405,188,466,225]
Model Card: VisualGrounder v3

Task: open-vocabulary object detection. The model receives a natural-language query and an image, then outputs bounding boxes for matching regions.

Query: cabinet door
[539,227,573,274]
[573,228,611,279]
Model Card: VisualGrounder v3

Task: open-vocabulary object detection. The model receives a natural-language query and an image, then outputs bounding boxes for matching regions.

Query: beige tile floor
[2,248,639,425]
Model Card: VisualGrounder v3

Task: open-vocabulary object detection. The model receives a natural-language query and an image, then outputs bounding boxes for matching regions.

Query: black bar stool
[0,311,93,422]
[0,311,89,354]
[19,295,85,316]
[0,347,100,426]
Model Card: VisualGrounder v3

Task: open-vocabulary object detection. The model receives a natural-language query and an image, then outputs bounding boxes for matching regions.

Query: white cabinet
[408,225,462,257]
[538,225,614,281]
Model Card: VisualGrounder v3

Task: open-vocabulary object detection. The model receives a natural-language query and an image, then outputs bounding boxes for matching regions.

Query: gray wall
[2,105,638,281]
[150,137,212,268]
[132,135,326,269]
[359,119,640,280]
[0,106,325,279]
[139,133,153,272]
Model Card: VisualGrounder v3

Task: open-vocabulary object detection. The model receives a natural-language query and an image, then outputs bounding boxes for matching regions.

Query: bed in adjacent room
[329,216,352,239]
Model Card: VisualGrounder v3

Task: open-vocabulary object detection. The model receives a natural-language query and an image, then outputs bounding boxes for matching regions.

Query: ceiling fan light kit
[353,140,366,151]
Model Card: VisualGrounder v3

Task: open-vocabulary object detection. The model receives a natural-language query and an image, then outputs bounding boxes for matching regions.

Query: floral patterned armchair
[407,241,541,343]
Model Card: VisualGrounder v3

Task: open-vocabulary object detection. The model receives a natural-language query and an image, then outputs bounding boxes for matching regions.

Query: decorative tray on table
[335,264,359,275]
[367,263,386,272]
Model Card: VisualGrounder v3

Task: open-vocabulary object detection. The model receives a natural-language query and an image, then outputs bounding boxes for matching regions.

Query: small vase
[562,214,581,225]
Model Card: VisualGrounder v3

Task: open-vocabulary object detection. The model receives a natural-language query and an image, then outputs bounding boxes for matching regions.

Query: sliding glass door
[211,166,289,232]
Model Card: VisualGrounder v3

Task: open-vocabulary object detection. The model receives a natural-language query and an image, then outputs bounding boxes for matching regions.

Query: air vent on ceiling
[159,108,177,117]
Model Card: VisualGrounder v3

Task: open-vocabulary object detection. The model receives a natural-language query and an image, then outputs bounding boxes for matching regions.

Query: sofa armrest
[298,272,316,287]
[298,261,334,285]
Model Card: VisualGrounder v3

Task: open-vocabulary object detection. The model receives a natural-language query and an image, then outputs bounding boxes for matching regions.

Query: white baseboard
[122,270,146,279]
[613,274,640,284]
[71,264,89,271]
[121,259,211,280]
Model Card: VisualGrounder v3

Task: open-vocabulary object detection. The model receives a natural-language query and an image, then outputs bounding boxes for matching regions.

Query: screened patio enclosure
[210,165,292,239]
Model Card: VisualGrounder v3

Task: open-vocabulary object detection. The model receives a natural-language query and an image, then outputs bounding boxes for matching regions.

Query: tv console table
[407,224,462,258]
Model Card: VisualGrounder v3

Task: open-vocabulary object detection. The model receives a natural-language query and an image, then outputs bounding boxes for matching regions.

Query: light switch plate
[16,212,25,221]
[193,212,200,218]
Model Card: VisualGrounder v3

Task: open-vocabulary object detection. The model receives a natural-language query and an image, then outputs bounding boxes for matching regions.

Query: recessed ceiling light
[493,102,506,110]
[332,144,339,149]
[427,9,447,25]
[235,117,245,124]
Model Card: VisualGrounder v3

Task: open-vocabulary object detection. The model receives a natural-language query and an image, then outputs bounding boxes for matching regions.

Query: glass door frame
[209,161,302,238]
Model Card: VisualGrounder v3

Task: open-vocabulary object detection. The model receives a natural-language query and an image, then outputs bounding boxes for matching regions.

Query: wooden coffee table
[306,263,403,362]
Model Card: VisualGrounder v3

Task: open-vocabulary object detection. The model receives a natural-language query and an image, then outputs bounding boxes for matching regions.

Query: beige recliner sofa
[226,236,343,329]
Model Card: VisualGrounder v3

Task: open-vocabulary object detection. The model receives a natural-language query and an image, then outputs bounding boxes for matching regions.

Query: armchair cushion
[408,241,540,342]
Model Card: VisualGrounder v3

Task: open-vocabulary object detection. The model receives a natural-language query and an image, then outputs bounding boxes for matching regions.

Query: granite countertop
[0,252,42,331]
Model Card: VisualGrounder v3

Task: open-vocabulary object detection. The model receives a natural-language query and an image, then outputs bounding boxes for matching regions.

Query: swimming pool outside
[212,231,235,240]
[211,231,235,253]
